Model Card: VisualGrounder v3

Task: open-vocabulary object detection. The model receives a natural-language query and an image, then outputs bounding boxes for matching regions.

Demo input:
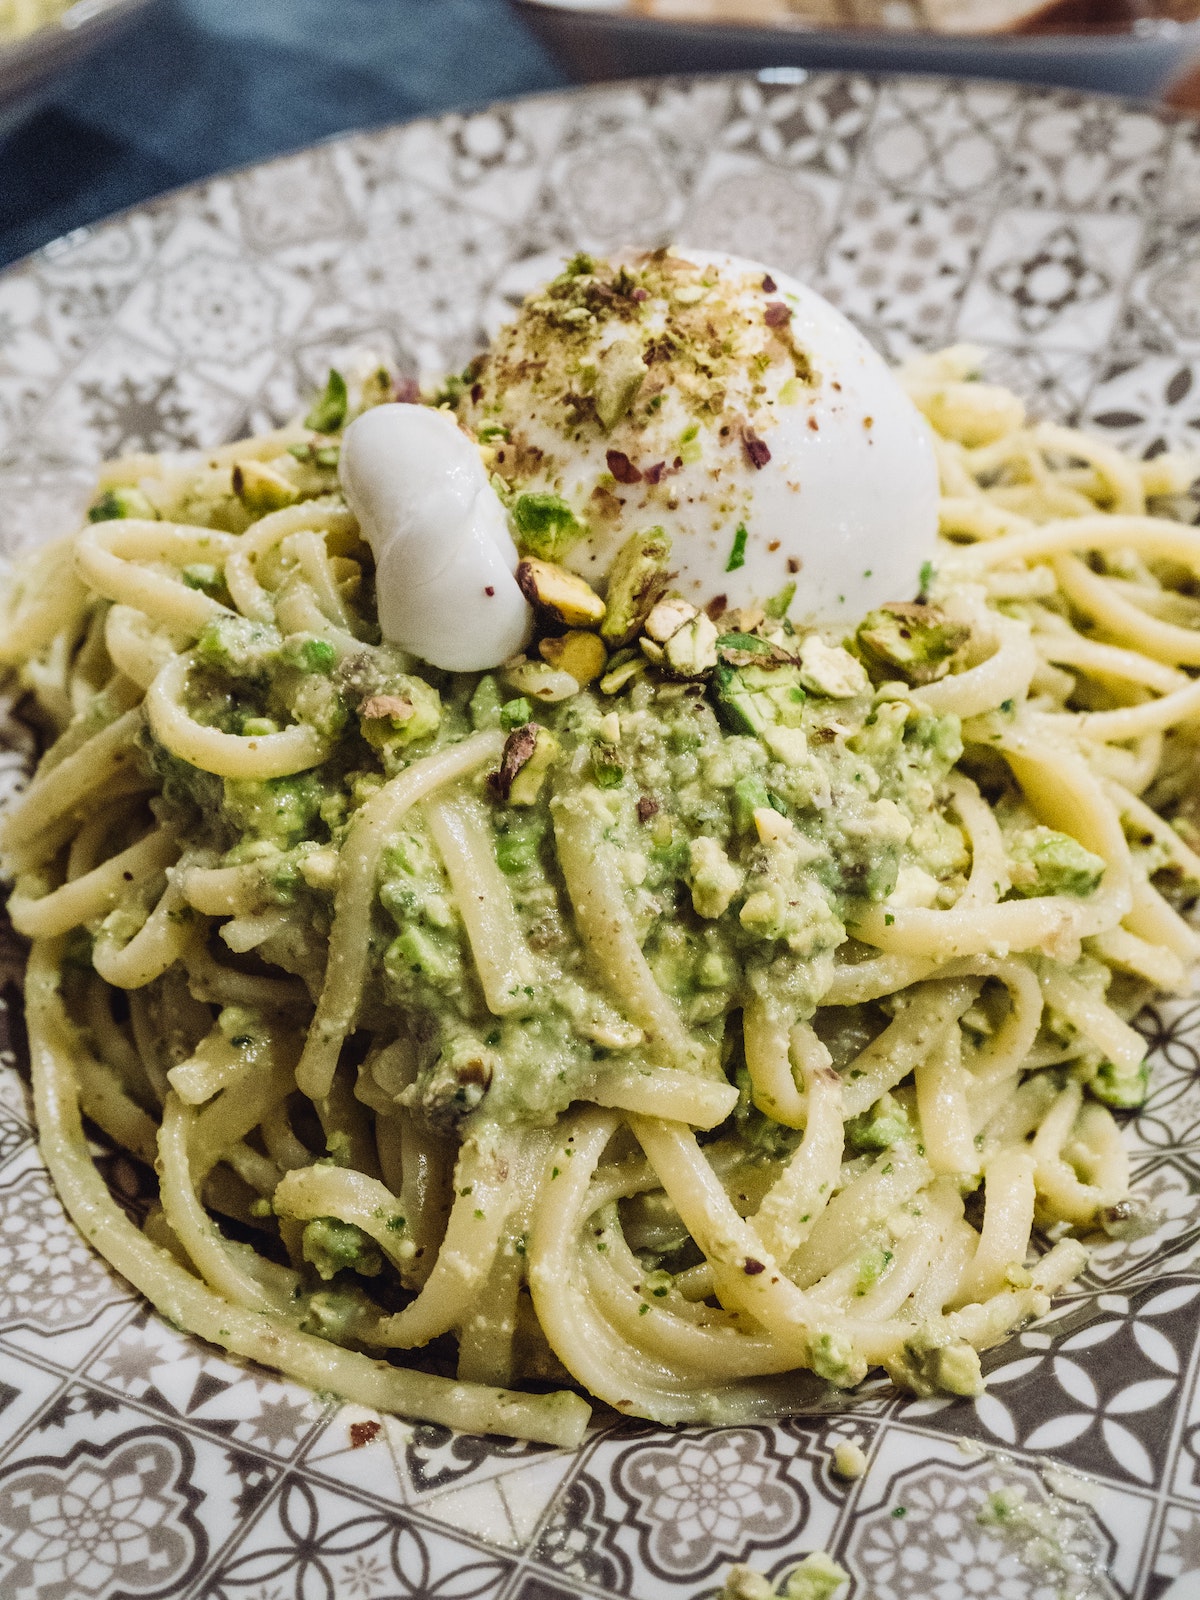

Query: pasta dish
[3,248,1198,1448]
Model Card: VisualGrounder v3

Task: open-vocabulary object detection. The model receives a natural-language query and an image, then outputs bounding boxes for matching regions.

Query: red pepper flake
[393,376,421,404]
[484,585,495,597]
[632,287,649,302]
[607,449,642,485]
[643,461,666,485]
[764,301,790,328]
[762,274,777,292]
[767,540,780,553]
[705,593,728,620]
[787,557,801,574]
[637,795,659,823]
[350,1420,382,1449]
[743,1258,766,1276]
[743,430,771,469]
[808,417,819,432]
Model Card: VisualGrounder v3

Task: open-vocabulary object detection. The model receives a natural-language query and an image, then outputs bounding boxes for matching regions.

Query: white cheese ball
[458,248,939,622]
[339,403,532,671]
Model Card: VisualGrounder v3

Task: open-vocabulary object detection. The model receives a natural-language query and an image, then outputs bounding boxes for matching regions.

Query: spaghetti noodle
[3,334,1199,1443]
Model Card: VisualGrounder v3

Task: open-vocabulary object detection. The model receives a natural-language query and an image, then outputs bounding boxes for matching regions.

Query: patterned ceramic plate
[1,70,1200,1600]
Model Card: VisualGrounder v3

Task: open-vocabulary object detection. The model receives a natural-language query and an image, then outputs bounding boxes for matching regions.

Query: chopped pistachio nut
[404,1034,497,1126]
[590,735,624,788]
[719,1556,848,1600]
[832,1441,868,1480]
[1100,1196,1161,1240]
[305,368,348,434]
[709,635,808,737]
[782,1552,850,1600]
[663,612,719,678]
[764,580,796,620]
[515,558,605,628]
[502,657,580,702]
[88,484,158,522]
[232,458,300,514]
[539,629,607,685]
[753,806,793,845]
[885,1327,983,1398]
[358,678,442,748]
[936,1343,986,1398]
[467,675,503,729]
[857,603,969,686]
[499,695,533,730]
[721,1568,775,1600]
[761,724,809,767]
[492,723,561,805]
[798,636,870,699]
[512,492,587,561]
[601,526,673,647]
[1007,827,1105,899]
[687,835,743,919]
[645,595,697,644]
[810,1331,868,1388]
[592,336,648,429]
[599,650,646,695]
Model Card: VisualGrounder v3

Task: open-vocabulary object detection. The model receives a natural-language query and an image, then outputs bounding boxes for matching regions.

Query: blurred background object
[516,0,1200,95]
[0,0,567,268]
[2,0,1198,275]
[0,0,155,138]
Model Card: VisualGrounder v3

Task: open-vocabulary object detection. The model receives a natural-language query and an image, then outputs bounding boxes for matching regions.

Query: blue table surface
[0,0,569,270]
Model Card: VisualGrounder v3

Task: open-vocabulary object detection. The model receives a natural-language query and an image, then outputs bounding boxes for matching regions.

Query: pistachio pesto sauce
[151,604,975,1134]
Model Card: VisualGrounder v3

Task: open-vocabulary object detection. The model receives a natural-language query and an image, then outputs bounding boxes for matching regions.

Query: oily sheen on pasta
[4,313,1200,1445]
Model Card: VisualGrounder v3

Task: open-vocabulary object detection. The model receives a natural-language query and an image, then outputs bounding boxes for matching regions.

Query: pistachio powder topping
[455,250,818,562]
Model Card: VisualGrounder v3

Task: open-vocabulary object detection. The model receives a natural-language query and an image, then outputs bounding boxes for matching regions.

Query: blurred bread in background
[0,0,72,42]
[628,0,1198,32]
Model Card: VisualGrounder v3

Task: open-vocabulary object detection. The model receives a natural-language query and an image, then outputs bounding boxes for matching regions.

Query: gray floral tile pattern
[1,69,1200,1599]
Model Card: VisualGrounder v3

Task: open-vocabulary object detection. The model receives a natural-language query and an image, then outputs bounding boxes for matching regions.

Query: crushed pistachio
[539,630,607,685]
[88,484,158,522]
[857,603,969,686]
[601,527,673,647]
[515,558,605,628]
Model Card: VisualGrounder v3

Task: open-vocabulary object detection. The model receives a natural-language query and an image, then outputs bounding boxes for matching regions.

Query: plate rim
[3,64,1193,284]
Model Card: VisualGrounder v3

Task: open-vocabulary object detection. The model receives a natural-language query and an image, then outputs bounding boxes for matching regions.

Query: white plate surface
[0,71,1199,1600]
